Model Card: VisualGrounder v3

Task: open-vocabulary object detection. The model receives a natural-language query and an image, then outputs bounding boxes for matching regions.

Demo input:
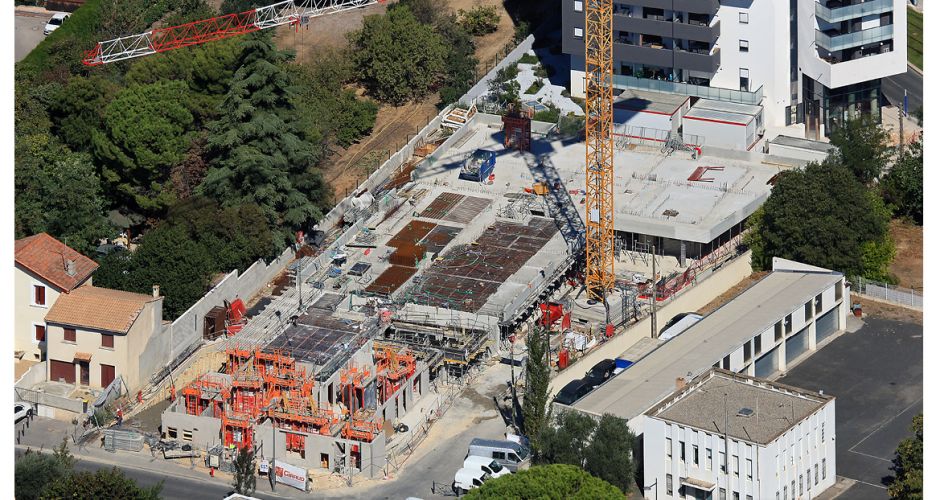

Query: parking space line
[848,397,922,453]
[851,479,888,490]
[848,449,893,464]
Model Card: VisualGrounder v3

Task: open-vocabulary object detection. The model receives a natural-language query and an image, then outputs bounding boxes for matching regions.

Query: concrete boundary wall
[460,35,536,106]
[15,361,47,389]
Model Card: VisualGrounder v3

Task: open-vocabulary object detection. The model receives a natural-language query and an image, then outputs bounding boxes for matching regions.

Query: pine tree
[522,327,551,461]
[199,33,328,244]
[889,414,923,499]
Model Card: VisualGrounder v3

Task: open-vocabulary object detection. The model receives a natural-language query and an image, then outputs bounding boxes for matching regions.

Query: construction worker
[116,407,124,426]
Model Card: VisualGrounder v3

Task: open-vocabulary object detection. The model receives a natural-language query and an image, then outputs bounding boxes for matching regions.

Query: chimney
[65,259,76,277]
[675,377,686,391]
[152,285,160,298]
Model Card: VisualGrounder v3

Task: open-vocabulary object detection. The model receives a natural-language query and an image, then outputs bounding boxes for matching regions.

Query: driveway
[882,66,923,115]
[15,10,50,62]
[778,317,922,499]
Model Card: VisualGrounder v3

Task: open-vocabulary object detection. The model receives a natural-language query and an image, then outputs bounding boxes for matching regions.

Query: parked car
[467,438,531,472]
[14,402,32,423]
[583,359,617,389]
[453,467,488,495]
[463,455,512,478]
[44,12,70,36]
[553,379,592,405]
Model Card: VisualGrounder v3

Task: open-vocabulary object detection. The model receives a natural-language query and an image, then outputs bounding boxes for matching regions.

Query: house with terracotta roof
[44,286,164,390]
[15,233,98,362]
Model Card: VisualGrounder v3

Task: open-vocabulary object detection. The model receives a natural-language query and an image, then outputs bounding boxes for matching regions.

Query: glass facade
[803,75,881,138]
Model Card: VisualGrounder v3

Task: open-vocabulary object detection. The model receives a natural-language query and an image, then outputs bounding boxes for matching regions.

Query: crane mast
[82,0,380,66]
[584,0,615,301]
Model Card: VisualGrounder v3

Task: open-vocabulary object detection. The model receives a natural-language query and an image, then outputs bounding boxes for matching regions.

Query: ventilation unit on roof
[737,407,754,417]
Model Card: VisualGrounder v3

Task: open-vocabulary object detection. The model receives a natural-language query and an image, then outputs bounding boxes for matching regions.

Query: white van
[463,455,512,478]
[453,467,489,495]
[467,438,531,472]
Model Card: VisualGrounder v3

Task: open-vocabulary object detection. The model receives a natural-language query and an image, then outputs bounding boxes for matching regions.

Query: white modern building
[642,368,836,500]
[562,0,907,140]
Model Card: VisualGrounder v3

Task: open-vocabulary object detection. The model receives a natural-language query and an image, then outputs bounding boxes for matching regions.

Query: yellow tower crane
[584,0,615,301]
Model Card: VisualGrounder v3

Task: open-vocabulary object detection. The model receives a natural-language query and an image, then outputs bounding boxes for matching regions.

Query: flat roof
[769,134,837,154]
[614,88,689,115]
[572,269,843,419]
[647,369,832,445]
[693,99,763,117]
[685,107,754,126]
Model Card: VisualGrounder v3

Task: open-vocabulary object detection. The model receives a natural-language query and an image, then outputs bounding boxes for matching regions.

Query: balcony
[815,0,894,24]
[613,13,719,43]
[613,42,674,67]
[673,0,720,15]
[816,24,893,52]
[674,46,721,73]
[612,74,764,105]
[674,17,720,43]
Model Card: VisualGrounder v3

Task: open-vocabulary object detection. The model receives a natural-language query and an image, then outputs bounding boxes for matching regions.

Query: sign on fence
[274,460,307,491]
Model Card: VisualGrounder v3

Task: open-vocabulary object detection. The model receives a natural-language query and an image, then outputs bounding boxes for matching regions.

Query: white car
[44,12,70,36]
[14,402,32,423]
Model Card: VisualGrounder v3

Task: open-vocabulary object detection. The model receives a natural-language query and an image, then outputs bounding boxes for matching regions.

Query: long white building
[642,368,837,500]
[562,0,907,139]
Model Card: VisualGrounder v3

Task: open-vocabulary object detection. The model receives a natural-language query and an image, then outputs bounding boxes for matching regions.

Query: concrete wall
[162,400,223,449]
[15,266,67,361]
[460,35,537,106]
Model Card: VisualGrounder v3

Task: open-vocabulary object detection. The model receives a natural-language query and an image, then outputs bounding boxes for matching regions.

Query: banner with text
[274,461,307,491]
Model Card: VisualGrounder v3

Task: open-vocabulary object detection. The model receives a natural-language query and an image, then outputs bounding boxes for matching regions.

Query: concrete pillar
[838,281,848,332]
[776,343,787,373]
[808,318,818,351]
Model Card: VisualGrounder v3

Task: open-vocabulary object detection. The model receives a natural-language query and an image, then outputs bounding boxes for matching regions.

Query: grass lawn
[908,7,922,69]
[525,79,544,94]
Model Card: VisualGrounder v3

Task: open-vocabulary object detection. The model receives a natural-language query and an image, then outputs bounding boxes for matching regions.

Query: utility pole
[270,422,276,492]
[650,244,658,339]
[899,103,905,157]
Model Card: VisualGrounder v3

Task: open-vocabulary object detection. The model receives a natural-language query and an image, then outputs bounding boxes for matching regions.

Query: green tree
[15,450,69,500]
[488,64,521,105]
[49,75,121,152]
[889,414,923,499]
[232,445,257,495]
[41,467,162,499]
[459,6,500,36]
[464,464,623,500]
[747,160,892,279]
[200,34,328,243]
[436,13,478,105]
[881,136,923,224]
[828,114,892,185]
[93,80,196,214]
[584,414,636,493]
[522,327,551,461]
[540,410,597,467]
[349,7,448,104]
[396,0,443,25]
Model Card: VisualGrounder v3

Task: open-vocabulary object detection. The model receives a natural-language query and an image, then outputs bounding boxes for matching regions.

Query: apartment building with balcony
[562,0,906,139]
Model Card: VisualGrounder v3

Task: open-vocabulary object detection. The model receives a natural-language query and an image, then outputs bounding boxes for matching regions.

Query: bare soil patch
[888,219,922,290]
[852,295,922,325]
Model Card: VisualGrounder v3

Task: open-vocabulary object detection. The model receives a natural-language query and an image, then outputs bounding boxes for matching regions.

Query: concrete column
[808,318,818,351]
[838,282,848,332]
[776,344,787,373]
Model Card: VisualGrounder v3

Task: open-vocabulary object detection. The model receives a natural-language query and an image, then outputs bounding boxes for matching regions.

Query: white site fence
[851,276,922,310]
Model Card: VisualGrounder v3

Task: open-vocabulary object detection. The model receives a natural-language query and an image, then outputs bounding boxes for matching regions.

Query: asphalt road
[882,66,923,115]
[779,317,923,499]
[15,13,49,62]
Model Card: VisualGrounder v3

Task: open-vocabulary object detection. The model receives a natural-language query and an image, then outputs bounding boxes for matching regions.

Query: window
[754,334,762,355]
[747,496,753,500]
[739,12,748,23]
[783,486,788,500]
[101,334,114,348]
[815,464,820,484]
[182,430,193,442]
[574,27,583,38]
[739,40,749,52]
[723,355,731,370]
[733,493,739,500]
[680,441,686,462]
[493,451,506,460]
[744,342,752,363]
[746,458,753,480]
[693,445,699,466]
[100,364,115,388]
[805,301,813,321]
[791,480,796,498]
[807,468,812,490]
[739,68,750,92]
[800,474,804,495]
[574,0,583,12]
[720,451,727,472]
[822,458,827,479]
[785,314,793,334]
[719,488,727,500]
[34,325,46,342]
[167,427,177,439]
[815,293,823,314]
[64,328,76,343]
[706,448,713,470]
[666,438,672,459]
[791,444,795,465]
[666,474,673,495]
[821,421,825,442]
[777,493,780,500]
[733,455,739,476]
[836,281,844,301]
[775,321,783,341]
[34,285,46,306]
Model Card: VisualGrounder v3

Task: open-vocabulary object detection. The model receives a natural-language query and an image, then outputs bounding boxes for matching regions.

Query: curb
[908,63,923,77]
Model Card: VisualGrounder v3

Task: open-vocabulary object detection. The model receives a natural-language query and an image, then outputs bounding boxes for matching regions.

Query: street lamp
[644,477,658,500]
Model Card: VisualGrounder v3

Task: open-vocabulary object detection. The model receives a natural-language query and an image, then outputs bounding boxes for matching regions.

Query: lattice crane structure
[583,0,615,300]
[82,0,382,66]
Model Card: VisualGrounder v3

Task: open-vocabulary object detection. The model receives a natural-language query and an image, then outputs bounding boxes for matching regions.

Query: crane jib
[82,0,382,66]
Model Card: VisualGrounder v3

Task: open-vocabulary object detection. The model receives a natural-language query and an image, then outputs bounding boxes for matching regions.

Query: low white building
[642,368,836,500]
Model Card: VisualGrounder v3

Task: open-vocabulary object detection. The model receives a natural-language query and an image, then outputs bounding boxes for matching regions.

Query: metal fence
[851,276,922,310]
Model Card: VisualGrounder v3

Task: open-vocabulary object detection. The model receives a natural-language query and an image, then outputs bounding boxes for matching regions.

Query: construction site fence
[851,276,922,310]
[14,386,85,414]
[104,428,146,452]
[460,35,536,107]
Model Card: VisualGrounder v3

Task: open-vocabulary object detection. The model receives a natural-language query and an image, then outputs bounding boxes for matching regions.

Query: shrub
[459,6,500,36]
[518,53,539,65]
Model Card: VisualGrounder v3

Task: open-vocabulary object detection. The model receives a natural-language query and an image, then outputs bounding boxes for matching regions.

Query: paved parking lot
[15,11,50,62]
[779,317,922,499]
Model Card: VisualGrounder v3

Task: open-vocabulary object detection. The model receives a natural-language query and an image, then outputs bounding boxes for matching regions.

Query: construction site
[57,0,822,491]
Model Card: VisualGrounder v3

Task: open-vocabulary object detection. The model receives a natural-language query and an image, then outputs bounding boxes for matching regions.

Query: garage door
[49,360,75,384]
[786,327,809,364]
[754,348,777,379]
[816,307,839,343]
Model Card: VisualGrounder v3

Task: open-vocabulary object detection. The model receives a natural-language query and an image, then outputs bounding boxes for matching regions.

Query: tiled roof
[45,287,159,334]
[15,233,98,291]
